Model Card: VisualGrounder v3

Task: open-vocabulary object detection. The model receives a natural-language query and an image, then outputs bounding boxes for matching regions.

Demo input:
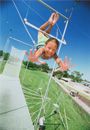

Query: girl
[25,13,71,71]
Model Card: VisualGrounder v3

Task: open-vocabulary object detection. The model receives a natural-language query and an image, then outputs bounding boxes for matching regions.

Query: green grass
[0,61,90,130]
[0,61,6,73]
[19,67,90,130]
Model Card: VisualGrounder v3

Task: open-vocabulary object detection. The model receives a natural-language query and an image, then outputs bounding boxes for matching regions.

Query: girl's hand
[59,56,72,71]
[25,50,46,64]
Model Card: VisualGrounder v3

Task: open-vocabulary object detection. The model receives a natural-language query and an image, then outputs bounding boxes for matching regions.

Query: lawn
[19,66,90,130]
[0,61,90,130]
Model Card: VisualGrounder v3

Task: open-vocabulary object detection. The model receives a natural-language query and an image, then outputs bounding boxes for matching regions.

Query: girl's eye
[48,47,51,49]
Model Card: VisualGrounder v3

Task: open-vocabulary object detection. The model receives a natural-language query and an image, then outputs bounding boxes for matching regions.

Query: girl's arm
[35,47,44,58]
[26,48,46,64]
[53,55,70,71]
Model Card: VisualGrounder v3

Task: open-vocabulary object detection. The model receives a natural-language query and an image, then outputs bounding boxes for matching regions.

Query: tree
[53,70,70,79]
[3,52,10,60]
[23,61,50,72]
[40,63,50,72]
[70,71,83,82]
[63,71,70,78]
[0,50,3,57]
[25,61,40,70]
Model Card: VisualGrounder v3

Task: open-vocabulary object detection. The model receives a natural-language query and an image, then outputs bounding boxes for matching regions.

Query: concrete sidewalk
[0,74,34,130]
[0,47,34,130]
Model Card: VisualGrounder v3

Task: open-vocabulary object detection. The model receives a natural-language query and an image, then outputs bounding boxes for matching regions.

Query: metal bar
[24,19,66,45]
[38,0,68,20]
[12,0,35,45]
[61,20,69,41]
[9,37,33,48]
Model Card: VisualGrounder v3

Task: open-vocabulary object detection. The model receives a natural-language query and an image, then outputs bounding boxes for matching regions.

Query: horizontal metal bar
[38,0,68,20]
[24,19,66,45]
[9,36,33,48]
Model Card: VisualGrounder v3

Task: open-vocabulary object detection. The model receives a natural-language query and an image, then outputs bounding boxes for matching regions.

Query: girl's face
[44,41,58,58]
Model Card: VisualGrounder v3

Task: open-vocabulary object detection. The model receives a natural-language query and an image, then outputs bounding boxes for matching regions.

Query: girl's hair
[45,38,59,49]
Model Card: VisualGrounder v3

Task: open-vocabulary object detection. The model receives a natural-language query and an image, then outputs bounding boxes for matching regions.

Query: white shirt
[39,116,45,126]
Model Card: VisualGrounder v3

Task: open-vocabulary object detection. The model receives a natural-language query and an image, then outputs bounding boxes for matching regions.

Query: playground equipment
[0,0,73,129]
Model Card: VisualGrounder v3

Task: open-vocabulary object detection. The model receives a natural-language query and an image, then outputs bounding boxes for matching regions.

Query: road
[52,77,90,115]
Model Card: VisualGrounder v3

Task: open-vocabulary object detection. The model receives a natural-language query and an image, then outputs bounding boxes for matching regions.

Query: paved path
[0,74,34,130]
[0,47,34,130]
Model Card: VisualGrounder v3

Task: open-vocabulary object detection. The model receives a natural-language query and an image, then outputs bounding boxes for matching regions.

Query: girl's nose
[49,51,52,54]
[50,49,53,53]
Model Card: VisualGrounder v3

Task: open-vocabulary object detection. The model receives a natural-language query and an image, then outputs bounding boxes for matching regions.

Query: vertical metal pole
[61,20,69,42]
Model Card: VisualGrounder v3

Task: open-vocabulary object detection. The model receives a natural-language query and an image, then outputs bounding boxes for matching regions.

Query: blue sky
[0,0,90,81]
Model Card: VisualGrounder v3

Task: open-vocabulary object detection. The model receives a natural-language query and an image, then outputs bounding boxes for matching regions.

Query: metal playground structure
[0,0,73,130]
